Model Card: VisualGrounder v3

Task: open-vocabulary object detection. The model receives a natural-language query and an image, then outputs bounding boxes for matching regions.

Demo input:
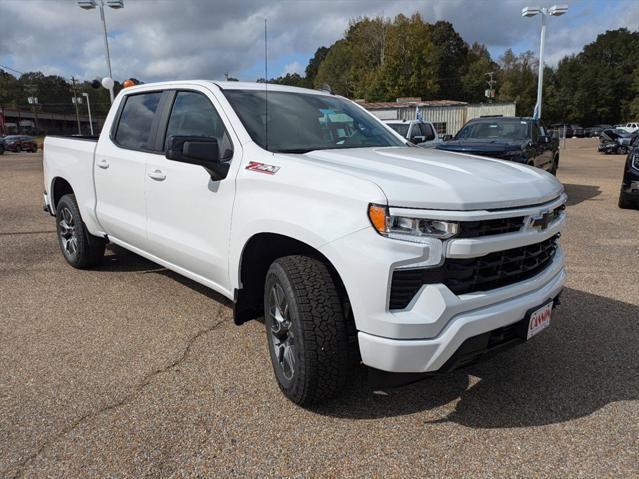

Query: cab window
[164,91,233,159]
[114,92,162,150]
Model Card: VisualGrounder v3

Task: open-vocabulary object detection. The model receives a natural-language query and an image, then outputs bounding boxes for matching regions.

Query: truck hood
[290,147,563,210]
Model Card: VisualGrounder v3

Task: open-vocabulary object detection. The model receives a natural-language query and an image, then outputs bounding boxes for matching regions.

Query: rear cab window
[114,92,163,150]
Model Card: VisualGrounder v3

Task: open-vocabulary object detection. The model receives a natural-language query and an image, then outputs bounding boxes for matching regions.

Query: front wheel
[618,191,636,209]
[15,145,21,153]
[56,194,106,268]
[549,155,559,175]
[264,255,351,405]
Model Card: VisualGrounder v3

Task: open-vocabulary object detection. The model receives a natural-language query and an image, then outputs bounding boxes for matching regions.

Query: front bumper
[319,195,567,374]
[622,180,639,196]
[358,261,565,373]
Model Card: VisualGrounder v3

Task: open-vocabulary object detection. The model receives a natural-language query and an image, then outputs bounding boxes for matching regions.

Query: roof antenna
[264,18,269,151]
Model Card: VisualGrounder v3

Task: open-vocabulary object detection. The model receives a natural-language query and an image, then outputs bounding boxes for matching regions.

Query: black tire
[264,255,350,405]
[618,191,636,209]
[15,145,21,153]
[31,145,38,153]
[549,155,559,176]
[56,194,106,268]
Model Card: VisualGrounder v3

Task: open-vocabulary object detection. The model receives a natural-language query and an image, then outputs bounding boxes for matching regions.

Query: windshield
[456,121,530,141]
[223,89,404,153]
[386,123,409,137]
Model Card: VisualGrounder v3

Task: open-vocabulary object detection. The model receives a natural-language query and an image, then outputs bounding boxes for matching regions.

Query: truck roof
[120,80,333,96]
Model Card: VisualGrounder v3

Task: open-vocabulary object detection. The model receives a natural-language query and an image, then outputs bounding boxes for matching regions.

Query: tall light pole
[522,4,568,119]
[82,93,94,136]
[77,0,124,103]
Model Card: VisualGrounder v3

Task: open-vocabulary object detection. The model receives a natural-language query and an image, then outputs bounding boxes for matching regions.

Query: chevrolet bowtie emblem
[530,211,553,230]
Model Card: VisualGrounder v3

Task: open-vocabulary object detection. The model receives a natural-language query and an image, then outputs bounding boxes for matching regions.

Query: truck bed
[43,135,102,235]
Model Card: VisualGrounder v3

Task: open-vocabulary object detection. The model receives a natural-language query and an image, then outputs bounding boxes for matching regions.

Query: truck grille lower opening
[389,235,559,310]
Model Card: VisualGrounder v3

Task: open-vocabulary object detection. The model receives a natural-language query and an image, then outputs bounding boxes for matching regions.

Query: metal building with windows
[358,98,517,136]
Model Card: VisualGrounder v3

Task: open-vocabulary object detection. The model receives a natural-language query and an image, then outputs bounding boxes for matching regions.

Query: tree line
[1,13,638,127]
[268,14,639,125]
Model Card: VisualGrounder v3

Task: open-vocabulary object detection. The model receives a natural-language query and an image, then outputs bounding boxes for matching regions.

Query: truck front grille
[457,216,525,238]
[389,235,559,310]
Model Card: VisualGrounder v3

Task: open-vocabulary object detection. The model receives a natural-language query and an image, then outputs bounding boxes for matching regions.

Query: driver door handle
[148,169,166,181]
[96,159,109,169]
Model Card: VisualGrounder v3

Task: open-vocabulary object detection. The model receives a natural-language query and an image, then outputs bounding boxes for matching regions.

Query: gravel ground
[0,140,637,478]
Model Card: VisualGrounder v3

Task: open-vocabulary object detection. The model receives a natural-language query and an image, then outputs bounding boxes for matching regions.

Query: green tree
[429,21,469,100]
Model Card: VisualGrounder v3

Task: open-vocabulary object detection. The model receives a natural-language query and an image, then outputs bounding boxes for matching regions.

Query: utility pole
[485,72,496,103]
[71,77,82,134]
[25,82,40,133]
[224,72,229,81]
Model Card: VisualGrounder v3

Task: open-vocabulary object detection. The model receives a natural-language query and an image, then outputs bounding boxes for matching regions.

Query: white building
[358,97,517,135]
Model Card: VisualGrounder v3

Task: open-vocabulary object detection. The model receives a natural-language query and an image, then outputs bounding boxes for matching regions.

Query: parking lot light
[77,0,124,103]
[522,4,568,119]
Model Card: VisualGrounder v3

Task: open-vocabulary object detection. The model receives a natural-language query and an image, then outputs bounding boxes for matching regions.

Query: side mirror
[442,134,453,141]
[166,135,229,181]
[411,135,426,144]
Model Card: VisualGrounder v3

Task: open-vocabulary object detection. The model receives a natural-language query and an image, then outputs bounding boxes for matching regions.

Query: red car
[2,135,38,153]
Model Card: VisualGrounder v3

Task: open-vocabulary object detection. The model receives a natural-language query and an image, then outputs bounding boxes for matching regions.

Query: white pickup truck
[43,81,566,405]
[384,119,441,148]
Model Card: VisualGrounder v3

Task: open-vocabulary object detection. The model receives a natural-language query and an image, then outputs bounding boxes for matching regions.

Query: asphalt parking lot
[1,139,637,478]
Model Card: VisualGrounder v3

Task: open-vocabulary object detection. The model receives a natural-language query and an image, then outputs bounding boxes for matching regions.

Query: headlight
[632,153,639,170]
[368,204,459,242]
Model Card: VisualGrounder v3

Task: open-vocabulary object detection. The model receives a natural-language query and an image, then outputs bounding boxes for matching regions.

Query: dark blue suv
[619,136,639,209]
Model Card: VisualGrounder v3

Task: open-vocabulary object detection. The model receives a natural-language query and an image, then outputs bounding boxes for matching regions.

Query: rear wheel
[56,194,106,268]
[15,145,21,153]
[264,255,351,405]
[618,191,636,209]
[31,145,38,153]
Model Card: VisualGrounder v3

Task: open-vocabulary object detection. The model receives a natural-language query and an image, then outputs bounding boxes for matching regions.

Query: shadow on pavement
[314,288,638,426]
[563,183,601,206]
[96,244,164,273]
[98,244,231,305]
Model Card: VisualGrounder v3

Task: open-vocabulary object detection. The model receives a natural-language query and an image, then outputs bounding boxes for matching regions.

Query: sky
[0,0,638,84]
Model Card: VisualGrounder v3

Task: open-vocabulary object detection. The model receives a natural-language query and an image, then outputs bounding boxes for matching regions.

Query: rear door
[94,90,164,247]
[143,87,239,293]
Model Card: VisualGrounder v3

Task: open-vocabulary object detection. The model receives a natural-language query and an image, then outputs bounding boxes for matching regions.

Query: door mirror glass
[411,135,426,144]
[166,135,229,180]
[442,134,453,141]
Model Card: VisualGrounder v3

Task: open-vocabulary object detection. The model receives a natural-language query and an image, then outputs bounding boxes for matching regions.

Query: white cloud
[0,0,637,82]
[282,61,303,76]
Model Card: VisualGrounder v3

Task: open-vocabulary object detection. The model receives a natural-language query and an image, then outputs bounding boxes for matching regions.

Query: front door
[144,88,238,294]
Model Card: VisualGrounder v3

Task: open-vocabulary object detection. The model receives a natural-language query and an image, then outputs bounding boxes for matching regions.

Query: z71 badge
[245,161,280,175]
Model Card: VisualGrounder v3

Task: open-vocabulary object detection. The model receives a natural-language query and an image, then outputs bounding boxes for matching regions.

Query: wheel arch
[50,176,75,214]
[233,232,352,326]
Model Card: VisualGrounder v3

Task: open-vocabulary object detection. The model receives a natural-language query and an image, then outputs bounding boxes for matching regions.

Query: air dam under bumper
[358,264,566,373]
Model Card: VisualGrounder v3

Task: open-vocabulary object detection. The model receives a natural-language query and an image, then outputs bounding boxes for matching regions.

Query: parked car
[570,124,586,137]
[384,119,441,148]
[619,136,639,209]
[551,123,573,138]
[598,129,636,154]
[43,81,566,405]
[2,135,38,153]
[586,124,613,137]
[436,116,560,174]
[617,122,639,134]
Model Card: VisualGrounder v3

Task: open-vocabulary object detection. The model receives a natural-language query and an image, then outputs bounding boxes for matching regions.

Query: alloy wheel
[268,282,295,380]
[58,207,79,258]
